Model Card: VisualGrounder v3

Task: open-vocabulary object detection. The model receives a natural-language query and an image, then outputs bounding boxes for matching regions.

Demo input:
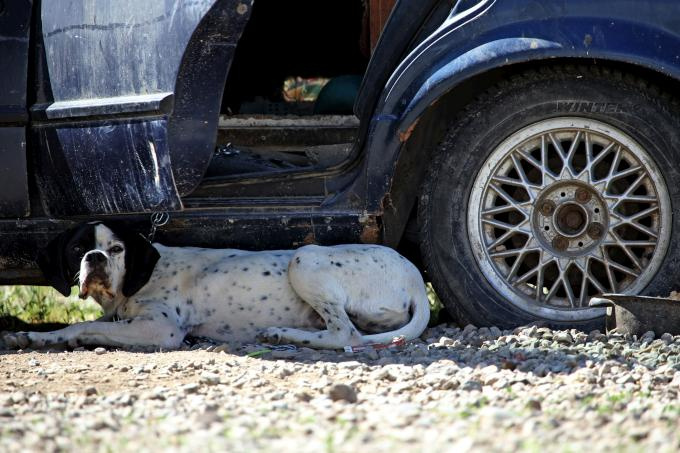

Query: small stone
[328,384,358,403]
[554,331,573,344]
[460,379,483,391]
[271,350,298,359]
[439,336,454,346]
[489,326,502,339]
[199,372,221,385]
[94,347,107,355]
[526,399,542,411]
[149,387,167,400]
[84,387,98,396]
[462,324,477,336]
[338,361,362,370]
[374,368,397,381]
[213,344,230,353]
[9,392,26,404]
[640,331,655,343]
[182,383,200,394]
[361,348,379,360]
[295,391,313,402]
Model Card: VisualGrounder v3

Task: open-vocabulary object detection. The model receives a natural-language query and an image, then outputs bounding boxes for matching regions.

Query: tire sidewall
[422,71,680,329]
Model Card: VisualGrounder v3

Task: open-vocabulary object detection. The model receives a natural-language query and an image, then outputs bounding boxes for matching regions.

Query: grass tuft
[0,286,102,324]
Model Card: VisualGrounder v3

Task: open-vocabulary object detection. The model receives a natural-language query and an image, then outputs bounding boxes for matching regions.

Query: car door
[0,0,32,217]
[31,0,252,216]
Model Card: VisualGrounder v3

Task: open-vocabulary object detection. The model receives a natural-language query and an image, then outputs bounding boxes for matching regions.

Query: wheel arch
[382,57,680,247]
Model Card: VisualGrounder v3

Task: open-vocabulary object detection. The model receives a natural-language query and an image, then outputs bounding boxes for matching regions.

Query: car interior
[204,0,379,181]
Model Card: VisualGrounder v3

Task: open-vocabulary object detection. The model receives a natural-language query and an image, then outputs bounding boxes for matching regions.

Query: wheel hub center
[532,181,609,257]
[554,202,588,237]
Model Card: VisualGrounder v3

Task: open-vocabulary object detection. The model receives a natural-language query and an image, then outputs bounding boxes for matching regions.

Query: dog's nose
[85,252,107,264]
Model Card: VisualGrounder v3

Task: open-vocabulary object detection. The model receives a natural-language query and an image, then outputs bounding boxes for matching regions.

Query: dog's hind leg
[259,250,369,349]
[259,297,363,349]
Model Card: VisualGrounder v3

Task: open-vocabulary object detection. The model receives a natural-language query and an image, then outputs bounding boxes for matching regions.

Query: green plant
[427,282,445,325]
[0,286,102,324]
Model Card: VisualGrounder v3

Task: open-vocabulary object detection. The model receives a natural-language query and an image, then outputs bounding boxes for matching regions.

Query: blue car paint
[0,0,679,280]
[32,0,253,216]
[354,0,680,212]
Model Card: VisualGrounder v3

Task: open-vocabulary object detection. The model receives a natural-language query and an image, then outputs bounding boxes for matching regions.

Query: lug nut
[552,235,569,251]
[575,188,591,204]
[539,200,556,216]
[587,222,604,239]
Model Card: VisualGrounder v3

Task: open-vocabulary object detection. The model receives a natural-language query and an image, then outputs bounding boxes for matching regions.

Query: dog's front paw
[257,327,283,345]
[2,331,31,350]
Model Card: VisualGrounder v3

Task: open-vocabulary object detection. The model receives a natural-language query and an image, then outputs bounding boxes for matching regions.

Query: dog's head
[37,222,160,302]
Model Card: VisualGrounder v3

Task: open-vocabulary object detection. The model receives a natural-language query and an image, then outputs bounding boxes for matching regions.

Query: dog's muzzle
[79,251,111,299]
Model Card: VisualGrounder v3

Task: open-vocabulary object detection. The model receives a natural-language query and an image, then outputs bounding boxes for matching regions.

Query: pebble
[84,387,97,396]
[271,350,298,360]
[213,344,230,353]
[199,372,221,386]
[328,384,358,403]
[94,347,107,355]
[554,331,573,344]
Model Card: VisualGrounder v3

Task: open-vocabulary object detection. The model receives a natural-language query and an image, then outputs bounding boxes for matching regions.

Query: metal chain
[148,211,170,242]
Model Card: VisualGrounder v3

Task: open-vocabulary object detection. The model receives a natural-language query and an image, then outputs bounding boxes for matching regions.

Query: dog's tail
[360,284,430,345]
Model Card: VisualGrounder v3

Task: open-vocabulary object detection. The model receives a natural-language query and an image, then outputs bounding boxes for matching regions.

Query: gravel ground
[2,324,680,452]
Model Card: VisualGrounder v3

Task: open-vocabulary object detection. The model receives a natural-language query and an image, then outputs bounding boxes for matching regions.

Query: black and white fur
[2,222,429,350]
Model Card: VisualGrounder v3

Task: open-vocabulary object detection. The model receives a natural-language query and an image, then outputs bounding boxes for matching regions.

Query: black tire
[419,65,680,330]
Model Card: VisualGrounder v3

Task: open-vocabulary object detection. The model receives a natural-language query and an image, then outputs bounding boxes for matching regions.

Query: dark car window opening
[208,0,369,180]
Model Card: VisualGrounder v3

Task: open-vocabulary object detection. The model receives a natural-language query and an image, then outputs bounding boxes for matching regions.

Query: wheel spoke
[619,220,659,239]
[605,194,657,203]
[485,221,529,251]
[481,204,521,216]
[506,252,527,281]
[535,254,546,300]
[587,271,608,295]
[612,233,643,270]
[510,152,540,200]
[490,245,541,258]
[564,130,582,177]
[607,260,640,278]
[609,172,647,211]
[603,146,622,190]
[540,135,557,181]
[625,205,659,222]
[562,275,577,308]
[609,165,643,183]
[481,217,521,231]
[488,183,530,216]
[548,132,575,178]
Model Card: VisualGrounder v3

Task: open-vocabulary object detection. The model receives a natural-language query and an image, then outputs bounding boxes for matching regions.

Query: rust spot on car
[380,193,395,212]
[398,118,420,143]
[302,231,317,245]
[359,216,381,244]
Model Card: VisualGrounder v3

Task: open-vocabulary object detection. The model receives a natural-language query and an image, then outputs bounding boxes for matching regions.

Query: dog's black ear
[121,232,160,297]
[37,230,76,297]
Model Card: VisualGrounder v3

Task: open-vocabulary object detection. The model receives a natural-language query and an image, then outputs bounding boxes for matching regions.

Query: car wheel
[419,66,680,330]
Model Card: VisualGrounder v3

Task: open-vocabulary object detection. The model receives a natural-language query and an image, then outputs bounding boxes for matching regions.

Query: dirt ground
[2,324,680,452]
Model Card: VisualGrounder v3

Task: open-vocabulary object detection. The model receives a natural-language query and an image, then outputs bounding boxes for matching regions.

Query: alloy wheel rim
[467,117,671,321]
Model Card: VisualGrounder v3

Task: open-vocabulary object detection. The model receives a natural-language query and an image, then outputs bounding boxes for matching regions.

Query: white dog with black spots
[2,222,430,350]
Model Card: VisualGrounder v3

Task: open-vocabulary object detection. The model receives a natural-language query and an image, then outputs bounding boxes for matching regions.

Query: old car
[2,0,680,330]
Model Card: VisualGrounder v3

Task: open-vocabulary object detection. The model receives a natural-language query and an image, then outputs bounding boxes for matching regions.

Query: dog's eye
[109,245,124,254]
